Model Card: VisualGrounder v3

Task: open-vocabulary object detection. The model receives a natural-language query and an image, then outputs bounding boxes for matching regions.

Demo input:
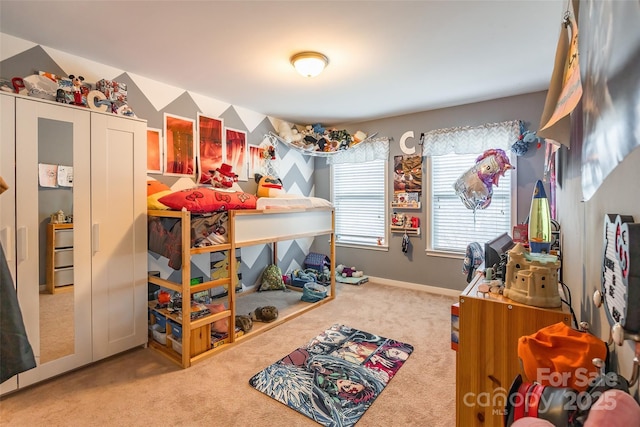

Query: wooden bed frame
[147,207,336,368]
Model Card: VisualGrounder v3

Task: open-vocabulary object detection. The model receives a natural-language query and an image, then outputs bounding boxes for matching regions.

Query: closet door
[91,112,147,360]
[14,98,92,388]
[0,94,18,394]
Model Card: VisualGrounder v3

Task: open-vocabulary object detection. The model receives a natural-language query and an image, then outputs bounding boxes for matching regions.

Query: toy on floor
[251,306,278,323]
[235,315,253,332]
[290,268,331,286]
[336,264,363,278]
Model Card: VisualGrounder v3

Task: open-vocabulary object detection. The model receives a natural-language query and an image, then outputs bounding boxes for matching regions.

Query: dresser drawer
[55,229,73,248]
[54,267,74,287]
[54,249,73,268]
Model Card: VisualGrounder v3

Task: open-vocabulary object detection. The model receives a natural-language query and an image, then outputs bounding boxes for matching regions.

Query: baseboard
[367,276,461,298]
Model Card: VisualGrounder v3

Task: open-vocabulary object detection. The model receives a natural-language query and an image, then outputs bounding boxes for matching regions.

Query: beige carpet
[0,281,458,426]
[39,291,75,364]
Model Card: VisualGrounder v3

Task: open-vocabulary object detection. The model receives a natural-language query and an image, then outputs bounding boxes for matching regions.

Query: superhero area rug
[249,324,413,427]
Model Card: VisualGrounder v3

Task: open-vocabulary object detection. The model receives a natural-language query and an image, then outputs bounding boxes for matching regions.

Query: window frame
[425,152,517,257]
[330,159,389,250]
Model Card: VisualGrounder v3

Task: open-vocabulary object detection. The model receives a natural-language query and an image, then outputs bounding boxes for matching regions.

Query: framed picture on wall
[248,145,264,179]
[164,113,196,177]
[197,114,224,185]
[393,154,423,194]
[146,127,163,174]
[225,127,248,181]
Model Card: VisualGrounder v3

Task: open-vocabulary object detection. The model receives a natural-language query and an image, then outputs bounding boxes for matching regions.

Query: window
[331,159,387,247]
[427,152,516,254]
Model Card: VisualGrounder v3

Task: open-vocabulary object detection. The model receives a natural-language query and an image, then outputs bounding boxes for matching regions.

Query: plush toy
[68,74,85,106]
[336,264,364,278]
[391,212,405,227]
[147,179,170,196]
[212,163,238,189]
[453,148,514,211]
[255,173,286,198]
[512,130,543,156]
[277,121,303,144]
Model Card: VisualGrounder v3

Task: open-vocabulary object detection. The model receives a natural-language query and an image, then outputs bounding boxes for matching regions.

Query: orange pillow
[147,179,171,196]
[158,188,257,213]
[206,303,229,333]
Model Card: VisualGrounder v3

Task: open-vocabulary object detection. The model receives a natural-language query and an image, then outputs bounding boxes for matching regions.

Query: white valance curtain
[326,137,389,164]
[421,120,521,156]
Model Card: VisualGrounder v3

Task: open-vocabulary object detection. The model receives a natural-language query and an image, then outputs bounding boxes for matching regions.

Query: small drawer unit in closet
[46,222,74,294]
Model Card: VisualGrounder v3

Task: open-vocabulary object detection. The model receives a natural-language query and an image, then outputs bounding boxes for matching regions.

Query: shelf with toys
[390,191,421,235]
[390,202,421,209]
[268,121,379,157]
[390,226,420,236]
[391,192,420,209]
[390,211,421,236]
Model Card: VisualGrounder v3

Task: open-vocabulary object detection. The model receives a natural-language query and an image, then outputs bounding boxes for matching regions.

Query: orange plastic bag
[518,322,607,392]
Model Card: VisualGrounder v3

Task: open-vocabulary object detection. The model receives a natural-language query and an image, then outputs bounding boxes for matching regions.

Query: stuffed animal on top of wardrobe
[68,75,87,106]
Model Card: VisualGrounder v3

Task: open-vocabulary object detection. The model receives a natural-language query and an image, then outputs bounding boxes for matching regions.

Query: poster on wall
[580,0,640,200]
[225,128,248,181]
[147,128,162,174]
[248,145,264,179]
[197,114,224,185]
[393,154,422,194]
[538,5,582,146]
[164,114,196,177]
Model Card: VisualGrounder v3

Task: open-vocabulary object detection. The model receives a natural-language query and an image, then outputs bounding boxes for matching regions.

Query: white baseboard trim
[368,276,461,298]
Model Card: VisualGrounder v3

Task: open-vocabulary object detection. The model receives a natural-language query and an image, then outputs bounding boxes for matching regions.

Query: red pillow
[158,188,257,213]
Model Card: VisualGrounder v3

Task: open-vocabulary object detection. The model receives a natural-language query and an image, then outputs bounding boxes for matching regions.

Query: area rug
[249,324,413,426]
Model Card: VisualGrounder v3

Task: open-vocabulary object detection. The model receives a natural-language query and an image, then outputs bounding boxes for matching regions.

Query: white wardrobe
[0,92,148,394]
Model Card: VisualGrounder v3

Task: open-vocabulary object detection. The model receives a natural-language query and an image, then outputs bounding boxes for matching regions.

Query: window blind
[430,152,513,253]
[332,159,386,246]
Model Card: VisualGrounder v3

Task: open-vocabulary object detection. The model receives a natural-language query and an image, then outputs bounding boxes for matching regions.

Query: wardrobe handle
[17,226,27,261]
[93,223,100,253]
[0,227,12,262]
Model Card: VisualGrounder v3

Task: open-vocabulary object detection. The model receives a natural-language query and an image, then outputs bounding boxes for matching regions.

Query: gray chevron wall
[1,32,319,289]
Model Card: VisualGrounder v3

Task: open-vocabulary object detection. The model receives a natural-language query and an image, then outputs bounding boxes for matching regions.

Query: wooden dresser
[456,274,571,426]
[46,222,74,294]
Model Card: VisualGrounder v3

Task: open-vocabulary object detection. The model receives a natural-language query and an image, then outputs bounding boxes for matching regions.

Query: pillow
[205,303,229,333]
[147,179,171,196]
[257,264,286,291]
[147,190,172,210]
[158,188,258,213]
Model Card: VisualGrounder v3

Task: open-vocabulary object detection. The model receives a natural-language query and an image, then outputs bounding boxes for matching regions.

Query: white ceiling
[0,1,565,126]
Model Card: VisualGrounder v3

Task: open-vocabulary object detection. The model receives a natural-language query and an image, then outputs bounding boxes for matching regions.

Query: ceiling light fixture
[290,51,329,78]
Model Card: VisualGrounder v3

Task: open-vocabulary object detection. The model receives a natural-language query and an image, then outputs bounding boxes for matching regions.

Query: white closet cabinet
[0,92,147,393]
[90,112,148,360]
[0,93,18,395]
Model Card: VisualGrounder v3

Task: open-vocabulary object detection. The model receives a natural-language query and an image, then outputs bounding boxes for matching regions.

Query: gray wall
[312,91,548,292]
[0,33,315,288]
[555,0,640,388]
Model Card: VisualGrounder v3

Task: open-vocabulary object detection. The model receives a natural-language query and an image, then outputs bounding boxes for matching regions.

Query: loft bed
[146,196,336,368]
